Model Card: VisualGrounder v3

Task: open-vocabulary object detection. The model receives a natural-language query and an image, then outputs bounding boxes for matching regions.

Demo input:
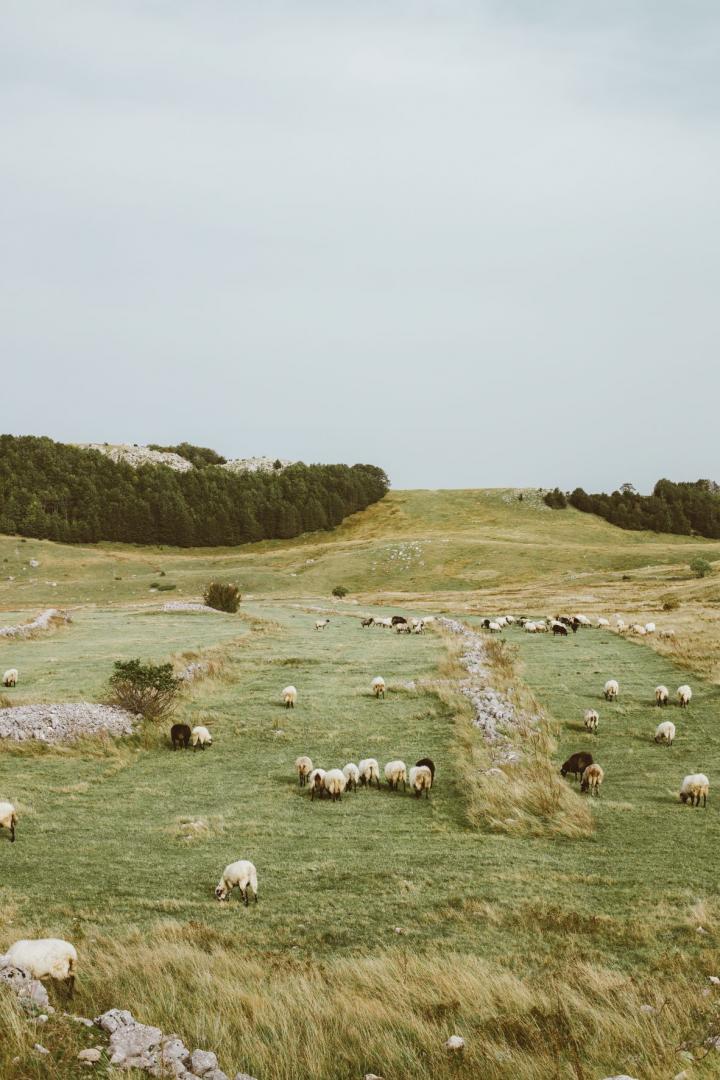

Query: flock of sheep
[295,754,435,801]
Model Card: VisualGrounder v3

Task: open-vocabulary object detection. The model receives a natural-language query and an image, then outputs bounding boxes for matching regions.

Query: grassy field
[2,491,720,1078]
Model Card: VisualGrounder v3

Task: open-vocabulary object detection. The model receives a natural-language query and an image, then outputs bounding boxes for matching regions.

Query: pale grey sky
[1,1,718,490]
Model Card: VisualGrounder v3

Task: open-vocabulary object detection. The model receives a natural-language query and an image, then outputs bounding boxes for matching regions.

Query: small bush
[662,595,680,611]
[543,488,567,509]
[151,582,177,592]
[332,585,349,598]
[690,557,713,579]
[203,582,241,613]
[109,659,182,722]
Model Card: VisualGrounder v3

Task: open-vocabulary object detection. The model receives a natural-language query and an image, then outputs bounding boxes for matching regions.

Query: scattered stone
[78,1048,102,1063]
[445,1035,465,1052]
[709,975,720,985]
[34,1044,50,1054]
[364,1074,384,1080]
[163,602,219,614]
[639,1004,657,1014]
[190,1049,219,1075]
[0,702,135,743]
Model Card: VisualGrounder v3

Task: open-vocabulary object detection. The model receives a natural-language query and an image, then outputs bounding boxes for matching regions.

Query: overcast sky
[1,2,718,491]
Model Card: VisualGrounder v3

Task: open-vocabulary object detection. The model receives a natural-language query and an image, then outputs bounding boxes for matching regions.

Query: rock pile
[0,608,72,639]
[163,602,219,614]
[0,703,135,743]
[437,617,540,765]
[79,444,194,472]
[0,968,257,1080]
[221,456,291,473]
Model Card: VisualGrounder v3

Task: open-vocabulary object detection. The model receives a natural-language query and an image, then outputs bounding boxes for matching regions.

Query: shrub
[662,595,680,611]
[203,582,241,613]
[690,557,713,579]
[108,659,181,722]
[543,488,567,509]
[332,585,349,598]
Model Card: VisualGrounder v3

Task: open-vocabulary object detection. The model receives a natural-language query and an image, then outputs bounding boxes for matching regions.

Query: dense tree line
[567,479,720,538]
[0,436,389,546]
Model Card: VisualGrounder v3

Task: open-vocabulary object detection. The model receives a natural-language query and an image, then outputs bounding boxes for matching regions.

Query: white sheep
[581,763,604,796]
[615,618,626,632]
[409,765,432,799]
[645,622,656,634]
[655,685,669,706]
[574,614,592,627]
[309,767,326,800]
[282,685,298,709]
[1,939,77,992]
[524,622,537,633]
[214,859,258,905]
[371,676,386,699]
[488,621,502,633]
[342,763,360,792]
[654,720,675,746]
[375,617,392,629]
[659,629,675,639]
[358,758,380,788]
[604,679,619,701]
[323,768,347,801]
[596,617,610,628]
[630,623,647,636]
[584,709,599,734]
[315,618,330,631]
[384,760,407,791]
[534,621,548,633]
[677,685,692,708]
[411,619,425,634]
[496,616,508,627]
[2,668,18,688]
[295,755,313,786]
[191,725,212,750]
[680,773,709,807]
[504,615,515,625]
[0,800,17,842]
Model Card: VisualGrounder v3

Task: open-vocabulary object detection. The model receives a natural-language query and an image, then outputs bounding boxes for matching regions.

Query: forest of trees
[566,479,720,538]
[0,436,389,546]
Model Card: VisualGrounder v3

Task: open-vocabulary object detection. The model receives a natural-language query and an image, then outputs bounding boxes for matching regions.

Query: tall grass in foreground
[439,631,594,839]
[3,937,720,1079]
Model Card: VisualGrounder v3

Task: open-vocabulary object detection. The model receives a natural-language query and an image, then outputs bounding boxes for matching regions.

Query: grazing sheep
[342,763,360,792]
[1,939,77,993]
[534,621,548,633]
[677,685,692,708]
[630,623,647,636]
[561,751,594,782]
[680,773,709,807]
[659,628,675,639]
[191,725,212,750]
[581,763,604,796]
[645,622,656,634]
[2,668,18,688]
[395,622,411,634]
[384,760,407,791]
[415,757,435,785]
[295,755,313,786]
[615,618,626,632]
[584,709,599,734]
[214,859,258,904]
[170,723,191,750]
[552,623,568,637]
[411,619,425,634]
[524,622,537,633]
[309,768,326,800]
[391,616,407,626]
[654,720,676,746]
[604,679,619,701]
[282,685,298,709]
[409,765,432,798]
[488,621,502,633]
[655,685,669,707]
[361,617,374,628]
[0,800,17,842]
[358,758,380,788]
[375,617,392,629]
[323,768,347,802]
[371,676,386,699]
[504,615,515,625]
[315,618,330,631]
[596,617,610,628]
[574,614,592,627]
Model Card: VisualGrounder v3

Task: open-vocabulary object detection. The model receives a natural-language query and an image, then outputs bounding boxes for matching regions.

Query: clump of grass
[203,582,241,613]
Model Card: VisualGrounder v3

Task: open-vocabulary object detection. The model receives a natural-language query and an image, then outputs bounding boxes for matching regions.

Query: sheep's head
[215,884,229,901]
[680,792,689,804]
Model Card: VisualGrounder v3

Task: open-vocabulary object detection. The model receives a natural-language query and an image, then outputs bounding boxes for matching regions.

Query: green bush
[109,659,181,722]
[690,557,713,579]
[332,585,349,598]
[543,488,568,509]
[203,582,241,613]
[662,595,680,611]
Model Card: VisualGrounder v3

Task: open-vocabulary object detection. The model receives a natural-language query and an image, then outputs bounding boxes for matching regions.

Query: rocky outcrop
[0,608,72,639]
[0,703,135,743]
[79,444,194,472]
[221,456,291,473]
[437,617,540,765]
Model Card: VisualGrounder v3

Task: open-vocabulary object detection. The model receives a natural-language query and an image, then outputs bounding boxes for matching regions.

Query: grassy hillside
[3,490,720,1078]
